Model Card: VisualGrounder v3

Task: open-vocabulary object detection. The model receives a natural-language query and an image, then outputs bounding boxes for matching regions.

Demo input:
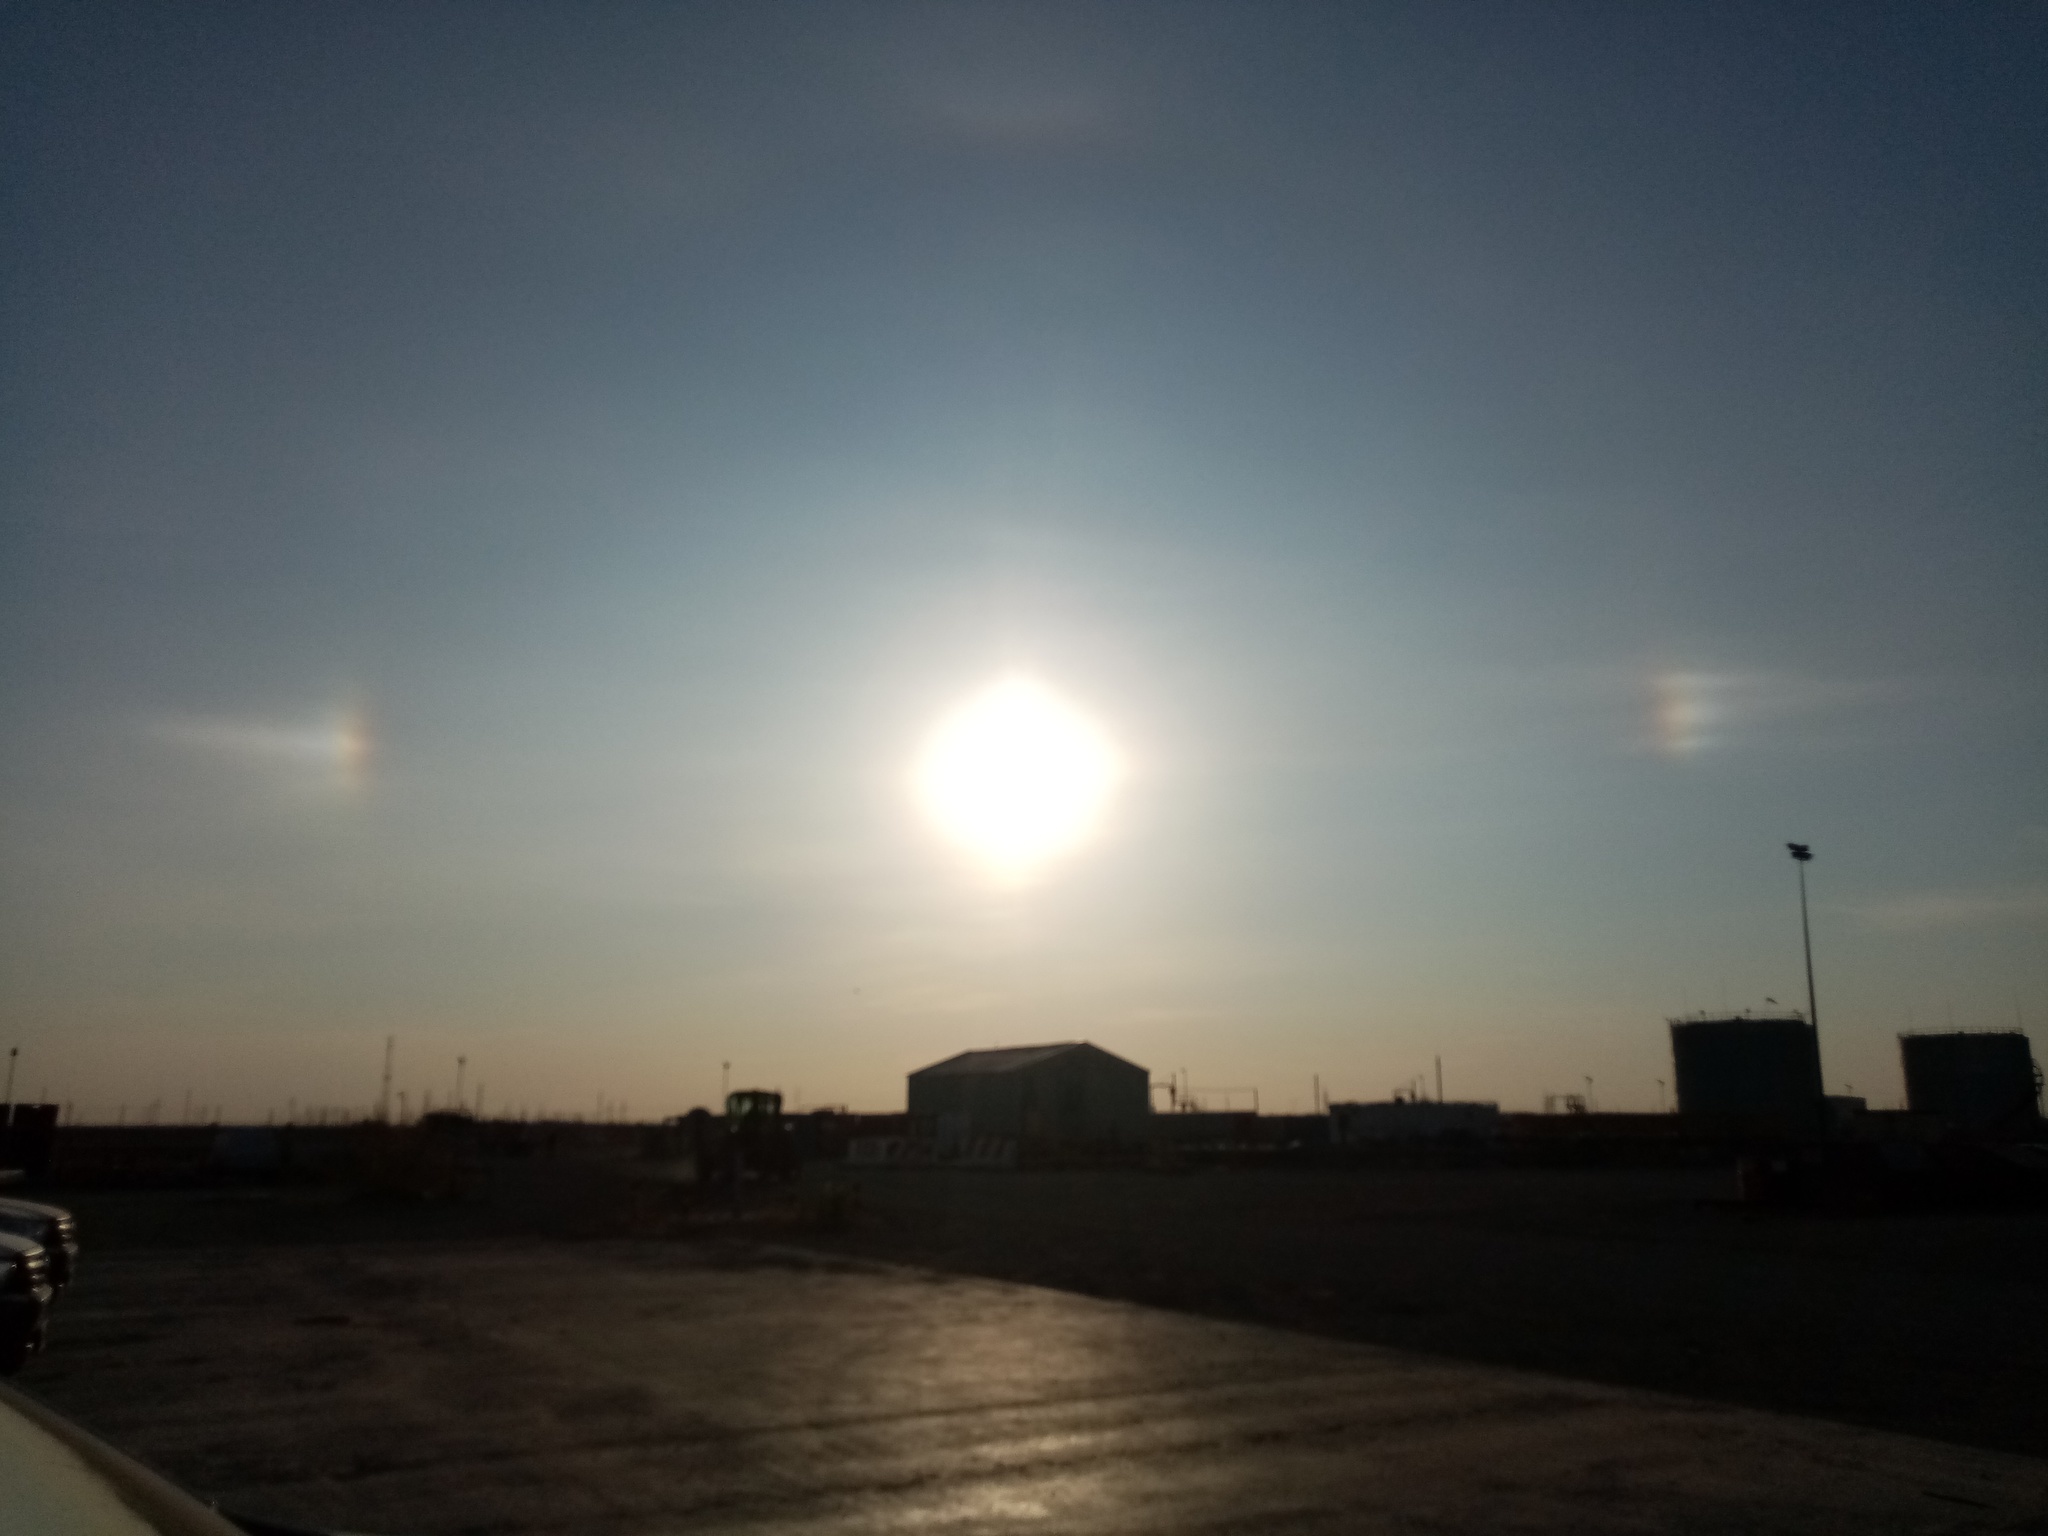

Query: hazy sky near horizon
[4,2,2044,1120]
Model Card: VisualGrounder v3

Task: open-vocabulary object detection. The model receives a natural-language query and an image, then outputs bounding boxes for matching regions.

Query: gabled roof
[911,1042,1117,1078]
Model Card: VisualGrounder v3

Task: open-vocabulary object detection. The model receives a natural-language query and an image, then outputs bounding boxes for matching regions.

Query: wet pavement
[811,1164,2048,1458]
[20,1238,2048,1534]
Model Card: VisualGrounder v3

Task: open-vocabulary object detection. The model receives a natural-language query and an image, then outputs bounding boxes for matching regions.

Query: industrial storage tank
[1668,1014,1823,1124]
[1900,1031,2041,1136]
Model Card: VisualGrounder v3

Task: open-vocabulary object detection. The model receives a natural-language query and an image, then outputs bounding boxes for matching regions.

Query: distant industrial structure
[906,1043,1150,1154]
[1901,1031,2042,1136]
[1668,1013,1824,1123]
[1328,1099,1500,1143]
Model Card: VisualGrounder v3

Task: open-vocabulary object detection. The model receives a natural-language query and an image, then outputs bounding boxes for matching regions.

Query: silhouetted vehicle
[725,1090,799,1183]
[668,1095,798,1188]
[0,1231,55,1374]
[0,1195,79,1287]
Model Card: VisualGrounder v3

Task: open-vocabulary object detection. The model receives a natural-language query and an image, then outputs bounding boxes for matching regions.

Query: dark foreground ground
[13,1163,2048,1534]
[21,1237,2048,1535]
[804,1162,2048,1459]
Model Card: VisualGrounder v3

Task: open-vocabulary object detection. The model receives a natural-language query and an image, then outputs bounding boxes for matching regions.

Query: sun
[913,677,1125,883]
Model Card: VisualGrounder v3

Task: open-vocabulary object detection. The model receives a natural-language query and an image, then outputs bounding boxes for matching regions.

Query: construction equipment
[724,1090,798,1183]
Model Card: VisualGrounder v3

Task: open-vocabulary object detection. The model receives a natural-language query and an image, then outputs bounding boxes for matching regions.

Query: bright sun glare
[913,677,1125,883]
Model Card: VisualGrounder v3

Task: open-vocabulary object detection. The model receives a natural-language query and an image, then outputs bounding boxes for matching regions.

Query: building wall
[1901,1031,2041,1133]
[1669,1017,1823,1122]
[908,1046,1150,1146]
[906,1071,1019,1142]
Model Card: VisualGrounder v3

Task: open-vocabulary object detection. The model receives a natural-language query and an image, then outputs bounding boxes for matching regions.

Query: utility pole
[380,1036,395,1124]
[455,1056,466,1109]
[1435,1055,1443,1103]
[1787,843,1819,1035]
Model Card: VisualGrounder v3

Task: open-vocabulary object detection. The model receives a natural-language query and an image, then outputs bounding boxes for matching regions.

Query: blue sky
[3,2,2044,1118]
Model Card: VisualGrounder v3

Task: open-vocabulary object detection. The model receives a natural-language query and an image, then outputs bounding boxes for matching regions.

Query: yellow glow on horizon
[913,677,1124,884]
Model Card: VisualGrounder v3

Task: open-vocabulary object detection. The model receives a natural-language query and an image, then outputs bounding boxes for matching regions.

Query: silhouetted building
[1668,1014,1823,1124]
[1151,1112,1332,1150]
[908,1042,1149,1151]
[1329,1100,1500,1142]
[1824,1095,1867,1129]
[1900,1031,2041,1137]
[0,1104,58,1179]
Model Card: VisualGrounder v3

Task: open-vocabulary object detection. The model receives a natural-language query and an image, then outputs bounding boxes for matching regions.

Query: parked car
[0,1231,54,1373]
[0,1195,79,1287]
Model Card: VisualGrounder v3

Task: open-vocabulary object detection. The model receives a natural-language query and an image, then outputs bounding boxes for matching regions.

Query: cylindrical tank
[1900,1031,2041,1135]
[1669,1015,1823,1122]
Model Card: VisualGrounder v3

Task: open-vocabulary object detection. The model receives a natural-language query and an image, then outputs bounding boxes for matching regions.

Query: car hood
[0,1382,247,1536]
[0,1197,68,1222]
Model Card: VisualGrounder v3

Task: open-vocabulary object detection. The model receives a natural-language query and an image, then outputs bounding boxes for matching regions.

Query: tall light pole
[1787,842,1818,1034]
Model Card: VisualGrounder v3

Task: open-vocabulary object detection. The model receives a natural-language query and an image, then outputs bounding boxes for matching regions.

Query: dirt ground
[808,1163,2048,1459]
[12,1164,2048,1534]
[17,1234,2048,1536]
